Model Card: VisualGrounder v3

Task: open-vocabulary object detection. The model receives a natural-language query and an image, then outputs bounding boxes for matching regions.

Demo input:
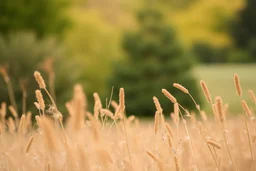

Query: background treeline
[0,0,255,116]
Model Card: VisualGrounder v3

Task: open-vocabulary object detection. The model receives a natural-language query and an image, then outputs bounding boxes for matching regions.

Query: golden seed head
[111,100,119,110]
[162,89,177,103]
[119,88,125,112]
[241,100,252,118]
[35,90,45,111]
[34,71,46,89]
[206,139,221,149]
[215,96,225,123]
[200,80,212,103]
[8,105,18,118]
[153,96,163,114]
[18,114,26,133]
[25,136,35,153]
[248,90,256,104]
[234,73,242,97]
[173,83,189,94]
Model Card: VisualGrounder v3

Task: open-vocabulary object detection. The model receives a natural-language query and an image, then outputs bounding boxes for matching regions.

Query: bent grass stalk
[198,122,220,170]
[216,96,237,171]
[244,119,254,170]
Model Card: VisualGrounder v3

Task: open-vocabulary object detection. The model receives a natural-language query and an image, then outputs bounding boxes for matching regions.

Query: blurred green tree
[0,32,74,116]
[230,0,256,61]
[110,8,201,116]
[192,42,229,63]
[0,0,70,38]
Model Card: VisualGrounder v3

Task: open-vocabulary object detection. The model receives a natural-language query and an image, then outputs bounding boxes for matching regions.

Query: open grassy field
[194,64,256,114]
[0,69,256,171]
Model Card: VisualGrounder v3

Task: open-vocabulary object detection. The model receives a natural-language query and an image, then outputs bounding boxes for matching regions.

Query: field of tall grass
[0,70,255,171]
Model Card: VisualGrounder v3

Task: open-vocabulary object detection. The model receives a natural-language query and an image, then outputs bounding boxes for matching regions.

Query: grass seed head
[215,96,225,123]
[234,73,242,97]
[153,96,163,114]
[200,80,212,103]
[34,71,46,89]
[241,100,252,118]
[173,83,189,94]
[162,89,177,103]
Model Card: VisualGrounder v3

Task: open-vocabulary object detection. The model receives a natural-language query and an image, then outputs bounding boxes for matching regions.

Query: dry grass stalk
[153,96,163,114]
[0,66,9,82]
[8,105,18,119]
[47,163,50,171]
[215,96,237,170]
[41,58,56,102]
[119,88,125,113]
[34,71,46,89]
[212,104,219,123]
[173,83,189,94]
[234,73,242,97]
[34,102,40,110]
[146,151,164,171]
[198,122,220,169]
[111,100,119,110]
[0,66,17,110]
[127,115,135,124]
[154,111,159,134]
[18,114,25,133]
[24,111,32,132]
[167,135,173,149]
[241,100,252,118]
[200,111,207,122]
[35,90,45,113]
[40,117,58,152]
[100,109,114,119]
[206,140,221,149]
[200,80,212,103]
[248,90,256,104]
[118,88,132,163]
[165,122,173,139]
[7,117,16,133]
[0,124,3,135]
[215,97,225,123]
[34,71,58,112]
[93,92,102,119]
[25,136,35,154]
[20,79,28,114]
[244,119,254,170]
[0,102,6,122]
[174,156,180,171]
[173,103,180,124]
[162,89,177,103]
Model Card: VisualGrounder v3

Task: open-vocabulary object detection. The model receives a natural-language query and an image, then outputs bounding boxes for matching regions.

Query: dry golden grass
[0,71,255,171]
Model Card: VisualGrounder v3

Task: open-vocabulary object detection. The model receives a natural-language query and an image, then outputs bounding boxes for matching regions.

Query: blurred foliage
[0,32,74,115]
[0,0,70,38]
[110,8,201,116]
[64,8,122,108]
[83,0,244,47]
[230,0,256,61]
[165,0,244,47]
[192,42,230,63]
